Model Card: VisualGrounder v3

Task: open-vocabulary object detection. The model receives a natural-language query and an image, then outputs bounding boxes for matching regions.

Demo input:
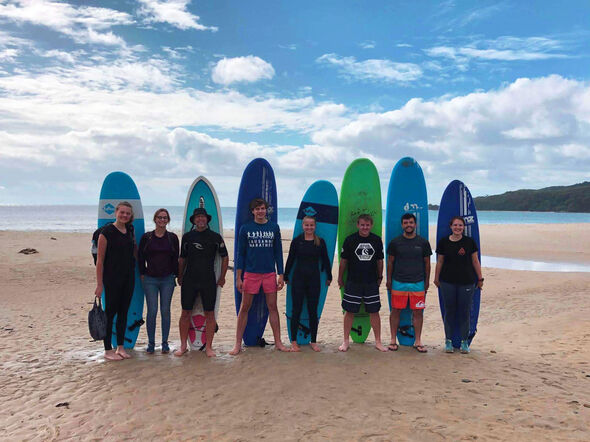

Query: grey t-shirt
[387,235,432,283]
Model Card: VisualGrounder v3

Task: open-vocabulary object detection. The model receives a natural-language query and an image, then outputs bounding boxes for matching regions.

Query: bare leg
[104,349,123,361]
[339,312,354,351]
[229,293,254,355]
[370,312,388,352]
[291,341,301,352]
[266,292,290,352]
[389,308,401,348]
[174,310,191,356]
[413,309,425,349]
[204,310,216,357]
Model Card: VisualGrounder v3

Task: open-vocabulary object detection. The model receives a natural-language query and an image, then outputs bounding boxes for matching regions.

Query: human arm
[319,238,332,285]
[177,257,186,286]
[386,254,394,292]
[273,225,284,276]
[171,232,180,277]
[137,233,148,279]
[376,259,384,287]
[217,256,229,287]
[472,252,483,290]
[423,257,431,293]
[94,234,107,297]
[236,269,243,293]
[433,255,444,288]
[283,238,297,284]
[337,258,347,289]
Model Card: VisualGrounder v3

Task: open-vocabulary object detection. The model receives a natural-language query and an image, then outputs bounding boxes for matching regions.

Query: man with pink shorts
[229,198,290,354]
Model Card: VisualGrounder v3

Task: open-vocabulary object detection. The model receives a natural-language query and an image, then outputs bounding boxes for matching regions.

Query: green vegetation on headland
[473,182,590,213]
[428,182,590,212]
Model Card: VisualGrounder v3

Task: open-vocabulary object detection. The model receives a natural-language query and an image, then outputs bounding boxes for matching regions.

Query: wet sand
[0,224,589,440]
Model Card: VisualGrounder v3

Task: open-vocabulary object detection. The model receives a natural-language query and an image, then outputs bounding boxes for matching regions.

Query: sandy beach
[1,224,589,441]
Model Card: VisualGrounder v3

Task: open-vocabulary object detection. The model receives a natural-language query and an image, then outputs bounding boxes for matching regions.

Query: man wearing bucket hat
[174,208,229,357]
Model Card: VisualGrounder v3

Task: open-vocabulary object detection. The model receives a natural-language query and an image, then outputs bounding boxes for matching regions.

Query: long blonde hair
[302,216,320,246]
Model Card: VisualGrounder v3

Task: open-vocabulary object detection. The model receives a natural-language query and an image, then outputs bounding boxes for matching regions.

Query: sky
[1,0,589,207]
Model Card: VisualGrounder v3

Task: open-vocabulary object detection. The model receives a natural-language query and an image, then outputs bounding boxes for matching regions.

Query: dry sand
[1,224,589,441]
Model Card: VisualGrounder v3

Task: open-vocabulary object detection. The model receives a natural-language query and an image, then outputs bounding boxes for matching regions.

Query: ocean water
[1,206,590,232]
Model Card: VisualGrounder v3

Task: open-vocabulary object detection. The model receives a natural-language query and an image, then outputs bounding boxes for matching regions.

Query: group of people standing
[93,199,483,361]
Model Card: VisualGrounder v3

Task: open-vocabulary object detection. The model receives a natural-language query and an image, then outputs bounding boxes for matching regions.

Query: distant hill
[472,182,590,213]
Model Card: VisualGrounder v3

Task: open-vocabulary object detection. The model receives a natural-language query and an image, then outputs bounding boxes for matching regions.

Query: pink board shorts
[243,272,277,294]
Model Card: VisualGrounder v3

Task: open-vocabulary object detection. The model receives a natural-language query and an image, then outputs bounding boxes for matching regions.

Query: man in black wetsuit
[174,208,229,357]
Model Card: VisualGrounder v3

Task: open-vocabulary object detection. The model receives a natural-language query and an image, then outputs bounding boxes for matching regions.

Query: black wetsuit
[284,234,332,342]
[101,224,135,350]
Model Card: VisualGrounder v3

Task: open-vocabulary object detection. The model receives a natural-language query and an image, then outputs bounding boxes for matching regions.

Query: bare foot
[375,342,388,352]
[229,344,242,355]
[104,350,123,361]
[116,348,131,359]
[310,343,321,352]
[174,347,188,357]
[275,342,291,352]
[338,341,350,352]
[291,342,301,352]
[205,347,216,358]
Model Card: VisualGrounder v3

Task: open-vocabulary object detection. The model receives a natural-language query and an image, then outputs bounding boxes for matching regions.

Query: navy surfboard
[385,157,429,347]
[234,158,278,346]
[436,180,481,349]
[98,171,145,349]
[286,180,338,345]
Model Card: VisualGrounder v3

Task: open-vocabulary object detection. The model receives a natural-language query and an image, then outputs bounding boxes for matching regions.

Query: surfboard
[182,176,223,351]
[286,180,338,344]
[436,180,481,349]
[385,157,429,347]
[98,171,145,349]
[338,158,382,344]
[234,158,278,346]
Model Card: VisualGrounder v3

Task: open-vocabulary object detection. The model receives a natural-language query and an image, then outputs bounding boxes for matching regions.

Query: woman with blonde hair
[94,201,137,361]
[284,216,332,352]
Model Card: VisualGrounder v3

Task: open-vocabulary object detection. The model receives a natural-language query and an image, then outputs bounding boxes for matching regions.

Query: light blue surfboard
[234,158,278,347]
[385,157,429,347]
[286,180,338,345]
[436,180,481,349]
[182,176,223,350]
[98,171,145,349]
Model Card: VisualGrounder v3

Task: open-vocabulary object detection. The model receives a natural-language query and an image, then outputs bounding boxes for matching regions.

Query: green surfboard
[338,158,383,343]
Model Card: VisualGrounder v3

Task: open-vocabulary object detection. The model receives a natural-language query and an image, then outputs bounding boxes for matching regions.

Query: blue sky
[1,0,589,207]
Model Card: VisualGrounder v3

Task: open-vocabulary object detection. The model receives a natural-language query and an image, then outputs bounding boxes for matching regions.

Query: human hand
[433,279,440,288]
[277,275,285,291]
[326,279,332,287]
[94,285,103,298]
[236,278,243,293]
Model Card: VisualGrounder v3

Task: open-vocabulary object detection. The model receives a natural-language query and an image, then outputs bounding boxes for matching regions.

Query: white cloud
[212,56,275,85]
[317,53,422,83]
[359,41,376,49]
[0,0,132,46]
[138,0,217,31]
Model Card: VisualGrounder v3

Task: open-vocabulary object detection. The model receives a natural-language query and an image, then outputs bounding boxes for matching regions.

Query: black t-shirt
[436,236,478,284]
[180,229,228,281]
[340,232,384,284]
[138,231,179,277]
[387,235,432,283]
[284,234,332,282]
[101,223,135,283]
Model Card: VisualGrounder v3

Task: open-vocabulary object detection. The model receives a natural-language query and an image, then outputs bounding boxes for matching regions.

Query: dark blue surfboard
[385,157,429,347]
[98,171,145,349]
[286,180,338,344]
[234,158,278,346]
[436,180,481,349]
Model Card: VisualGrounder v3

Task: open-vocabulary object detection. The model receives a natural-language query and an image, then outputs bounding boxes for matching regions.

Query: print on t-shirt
[247,230,275,248]
[355,243,375,261]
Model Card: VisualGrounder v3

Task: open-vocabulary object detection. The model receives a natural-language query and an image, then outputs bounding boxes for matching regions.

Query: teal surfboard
[182,176,223,350]
[286,180,338,344]
[385,157,429,347]
[338,159,382,344]
[98,171,145,349]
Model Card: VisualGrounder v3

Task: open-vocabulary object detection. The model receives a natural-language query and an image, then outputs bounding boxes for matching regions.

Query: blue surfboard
[286,180,338,345]
[98,171,145,349]
[385,157,429,347]
[182,176,223,350]
[234,158,278,346]
[436,180,481,349]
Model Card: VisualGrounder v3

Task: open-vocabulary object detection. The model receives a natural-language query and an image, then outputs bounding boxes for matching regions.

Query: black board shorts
[342,281,381,313]
[181,277,217,311]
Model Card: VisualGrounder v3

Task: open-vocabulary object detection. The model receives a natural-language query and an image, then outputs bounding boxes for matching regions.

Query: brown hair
[116,201,134,226]
[153,208,170,224]
[249,198,268,212]
[357,213,373,224]
[302,216,320,246]
[449,216,465,227]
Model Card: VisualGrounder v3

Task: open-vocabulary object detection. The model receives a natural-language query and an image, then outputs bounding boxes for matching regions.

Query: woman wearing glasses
[138,208,180,354]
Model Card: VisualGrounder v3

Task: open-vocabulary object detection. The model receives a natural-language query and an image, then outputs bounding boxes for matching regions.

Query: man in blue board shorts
[338,214,388,352]
[386,213,432,353]
[174,208,229,358]
[229,198,290,354]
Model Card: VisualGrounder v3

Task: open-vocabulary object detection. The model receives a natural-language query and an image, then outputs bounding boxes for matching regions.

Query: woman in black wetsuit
[284,216,332,352]
[94,201,136,361]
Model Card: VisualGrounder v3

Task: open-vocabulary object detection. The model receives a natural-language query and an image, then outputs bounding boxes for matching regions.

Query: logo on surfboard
[103,203,115,215]
[303,206,317,217]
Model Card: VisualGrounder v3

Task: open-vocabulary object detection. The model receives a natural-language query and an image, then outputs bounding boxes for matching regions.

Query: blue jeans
[440,281,474,341]
[143,274,176,345]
